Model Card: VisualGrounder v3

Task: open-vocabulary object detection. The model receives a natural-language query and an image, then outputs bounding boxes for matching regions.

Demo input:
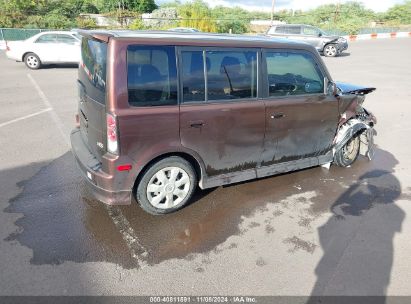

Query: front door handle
[271,113,285,119]
[189,120,205,128]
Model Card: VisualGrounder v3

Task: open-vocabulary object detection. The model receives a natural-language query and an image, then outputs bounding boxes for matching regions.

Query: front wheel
[135,156,197,215]
[323,44,338,57]
[24,53,42,69]
[334,135,360,167]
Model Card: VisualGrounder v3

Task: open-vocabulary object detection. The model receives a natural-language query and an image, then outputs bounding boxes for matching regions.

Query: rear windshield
[80,37,107,104]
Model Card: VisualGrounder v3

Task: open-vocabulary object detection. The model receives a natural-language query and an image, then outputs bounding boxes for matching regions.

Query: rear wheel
[135,156,197,215]
[24,53,41,69]
[334,135,360,167]
[324,44,338,57]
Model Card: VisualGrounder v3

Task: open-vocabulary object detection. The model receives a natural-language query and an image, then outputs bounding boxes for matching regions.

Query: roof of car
[272,24,314,27]
[36,31,77,35]
[78,29,315,51]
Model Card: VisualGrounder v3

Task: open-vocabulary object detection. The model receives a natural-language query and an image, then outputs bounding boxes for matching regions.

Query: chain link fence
[0,28,50,41]
[0,28,53,49]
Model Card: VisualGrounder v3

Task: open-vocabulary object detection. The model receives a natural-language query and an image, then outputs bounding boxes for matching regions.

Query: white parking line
[27,72,150,267]
[27,73,70,145]
[0,108,51,128]
[106,205,149,268]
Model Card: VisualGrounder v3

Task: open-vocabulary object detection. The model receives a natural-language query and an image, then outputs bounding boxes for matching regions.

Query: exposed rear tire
[24,52,41,70]
[323,44,338,57]
[334,135,360,167]
[135,156,197,215]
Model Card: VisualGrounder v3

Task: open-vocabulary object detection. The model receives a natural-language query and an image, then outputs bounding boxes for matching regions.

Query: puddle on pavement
[4,148,408,269]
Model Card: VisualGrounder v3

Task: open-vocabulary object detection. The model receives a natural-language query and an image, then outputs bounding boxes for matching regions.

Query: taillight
[106,113,118,154]
[75,113,80,128]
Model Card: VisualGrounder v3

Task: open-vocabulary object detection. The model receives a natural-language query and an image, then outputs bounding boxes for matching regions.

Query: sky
[156,0,405,12]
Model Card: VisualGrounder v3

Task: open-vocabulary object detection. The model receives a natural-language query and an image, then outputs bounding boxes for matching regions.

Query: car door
[56,34,81,63]
[179,47,265,179]
[259,49,339,175]
[32,33,59,62]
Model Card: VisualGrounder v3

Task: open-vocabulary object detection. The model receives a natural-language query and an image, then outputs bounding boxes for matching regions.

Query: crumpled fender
[333,118,375,160]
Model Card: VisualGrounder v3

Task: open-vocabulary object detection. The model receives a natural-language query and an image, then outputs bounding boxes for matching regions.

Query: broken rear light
[106,113,118,154]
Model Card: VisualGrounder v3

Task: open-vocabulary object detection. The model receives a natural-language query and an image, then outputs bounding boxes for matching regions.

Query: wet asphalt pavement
[1,39,411,296]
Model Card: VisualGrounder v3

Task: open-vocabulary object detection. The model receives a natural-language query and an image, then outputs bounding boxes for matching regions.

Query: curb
[344,31,411,41]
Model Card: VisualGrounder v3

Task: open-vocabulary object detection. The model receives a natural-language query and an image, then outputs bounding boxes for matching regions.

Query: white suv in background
[5,31,81,69]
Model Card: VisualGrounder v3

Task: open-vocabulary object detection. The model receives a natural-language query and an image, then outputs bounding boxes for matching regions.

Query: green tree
[0,0,98,28]
[284,1,377,35]
[178,0,217,32]
[129,16,146,29]
[211,6,251,34]
[383,1,411,24]
[94,0,156,13]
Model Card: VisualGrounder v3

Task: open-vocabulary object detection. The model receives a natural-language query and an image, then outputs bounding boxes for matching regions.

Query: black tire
[334,135,360,167]
[323,44,338,57]
[135,156,197,215]
[24,52,41,70]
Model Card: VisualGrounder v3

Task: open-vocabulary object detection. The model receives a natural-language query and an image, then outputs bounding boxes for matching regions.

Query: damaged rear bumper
[70,128,132,205]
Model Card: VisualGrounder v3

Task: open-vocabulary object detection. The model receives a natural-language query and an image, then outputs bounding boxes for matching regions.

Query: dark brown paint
[71,30,372,207]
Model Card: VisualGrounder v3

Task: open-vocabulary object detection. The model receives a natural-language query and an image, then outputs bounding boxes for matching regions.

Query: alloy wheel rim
[146,166,191,209]
[325,45,337,56]
[27,56,38,68]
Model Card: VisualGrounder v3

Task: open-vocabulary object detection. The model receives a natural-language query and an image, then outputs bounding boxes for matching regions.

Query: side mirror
[318,32,322,37]
[324,78,337,95]
[305,81,323,93]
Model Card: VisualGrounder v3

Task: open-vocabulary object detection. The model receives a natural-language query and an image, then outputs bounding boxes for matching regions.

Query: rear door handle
[189,120,205,128]
[271,113,285,119]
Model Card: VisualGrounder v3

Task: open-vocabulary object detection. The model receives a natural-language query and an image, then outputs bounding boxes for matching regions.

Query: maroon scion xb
[70,30,376,215]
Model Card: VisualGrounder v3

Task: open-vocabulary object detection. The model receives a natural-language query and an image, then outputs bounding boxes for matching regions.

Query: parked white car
[5,31,81,69]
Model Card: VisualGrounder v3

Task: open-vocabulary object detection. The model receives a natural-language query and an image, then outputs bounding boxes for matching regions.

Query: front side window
[266,51,324,97]
[127,46,177,107]
[36,34,56,43]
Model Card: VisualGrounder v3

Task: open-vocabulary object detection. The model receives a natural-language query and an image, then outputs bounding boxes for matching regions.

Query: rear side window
[181,49,257,103]
[56,34,77,45]
[80,37,107,103]
[274,26,286,34]
[207,50,257,101]
[303,26,320,36]
[181,51,205,102]
[127,45,177,107]
[286,26,301,34]
[36,34,56,43]
[266,51,324,97]
[270,26,301,35]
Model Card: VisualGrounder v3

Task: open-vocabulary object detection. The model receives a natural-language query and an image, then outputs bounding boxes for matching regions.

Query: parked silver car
[168,27,200,33]
[266,24,348,57]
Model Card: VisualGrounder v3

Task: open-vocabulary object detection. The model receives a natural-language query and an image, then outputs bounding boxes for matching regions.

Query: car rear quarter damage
[333,82,377,161]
